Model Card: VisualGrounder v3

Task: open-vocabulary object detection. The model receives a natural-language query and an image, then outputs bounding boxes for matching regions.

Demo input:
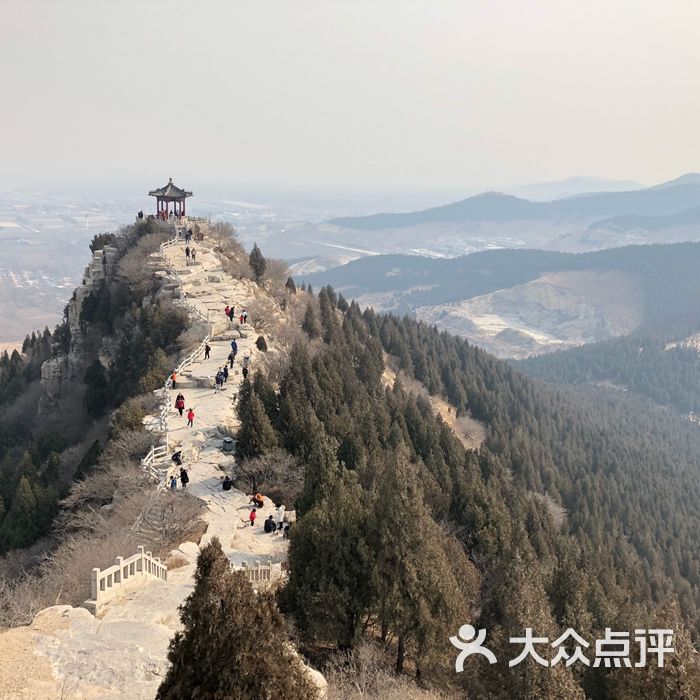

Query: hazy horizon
[2,1,699,191]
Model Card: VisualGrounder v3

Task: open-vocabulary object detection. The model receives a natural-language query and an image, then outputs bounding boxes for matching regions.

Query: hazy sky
[2,1,699,191]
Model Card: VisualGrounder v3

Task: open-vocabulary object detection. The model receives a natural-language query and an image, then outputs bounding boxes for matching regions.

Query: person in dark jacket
[179,467,189,489]
[222,475,234,491]
[264,515,276,534]
[171,451,183,466]
[204,343,211,360]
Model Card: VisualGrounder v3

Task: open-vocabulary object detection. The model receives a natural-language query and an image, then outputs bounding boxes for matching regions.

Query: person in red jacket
[187,408,195,427]
[249,508,257,527]
[175,394,185,417]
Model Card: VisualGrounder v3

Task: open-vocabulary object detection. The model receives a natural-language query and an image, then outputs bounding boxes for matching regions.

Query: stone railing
[236,560,275,585]
[83,546,167,615]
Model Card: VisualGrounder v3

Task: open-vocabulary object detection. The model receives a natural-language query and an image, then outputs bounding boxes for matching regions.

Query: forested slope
[234,287,700,697]
[0,219,189,554]
[519,336,700,414]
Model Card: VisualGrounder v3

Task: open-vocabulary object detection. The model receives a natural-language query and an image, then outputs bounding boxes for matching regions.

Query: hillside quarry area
[0,224,325,699]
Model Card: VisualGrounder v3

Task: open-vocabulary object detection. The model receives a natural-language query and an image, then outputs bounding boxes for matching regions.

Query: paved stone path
[0,232,294,699]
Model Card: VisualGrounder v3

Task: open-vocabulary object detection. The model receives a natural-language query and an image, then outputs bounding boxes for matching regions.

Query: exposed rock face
[38,245,120,413]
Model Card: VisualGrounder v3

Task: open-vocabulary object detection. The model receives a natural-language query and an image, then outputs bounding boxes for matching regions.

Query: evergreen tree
[302,302,320,339]
[285,470,373,649]
[372,450,469,675]
[248,242,267,283]
[0,477,38,551]
[158,538,317,700]
[252,370,278,421]
[285,276,297,293]
[235,392,278,461]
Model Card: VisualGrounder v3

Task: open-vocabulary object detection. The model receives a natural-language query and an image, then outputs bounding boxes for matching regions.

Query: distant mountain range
[303,242,700,358]
[328,173,700,231]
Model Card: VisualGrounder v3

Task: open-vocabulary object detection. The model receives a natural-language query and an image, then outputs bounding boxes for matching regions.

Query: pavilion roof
[148,178,193,199]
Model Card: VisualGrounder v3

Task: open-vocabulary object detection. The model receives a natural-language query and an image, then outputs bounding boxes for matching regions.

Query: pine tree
[252,370,278,421]
[0,477,38,550]
[372,449,469,676]
[235,392,278,461]
[285,276,297,293]
[302,302,320,339]
[158,538,317,700]
[285,469,373,649]
[248,243,267,283]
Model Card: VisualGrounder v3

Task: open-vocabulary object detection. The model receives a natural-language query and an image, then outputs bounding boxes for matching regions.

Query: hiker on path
[171,451,183,466]
[171,372,177,389]
[204,343,211,360]
[264,515,276,534]
[228,306,235,322]
[179,467,189,489]
[185,246,191,259]
[230,339,238,357]
[249,493,264,508]
[170,475,178,492]
[223,365,229,382]
[215,370,224,393]
[275,504,286,531]
[249,508,257,527]
[228,351,234,368]
[187,408,195,427]
[239,312,245,324]
[242,366,249,380]
[243,309,248,323]
[283,523,290,540]
[175,394,185,417]
[225,305,230,318]
[191,248,196,262]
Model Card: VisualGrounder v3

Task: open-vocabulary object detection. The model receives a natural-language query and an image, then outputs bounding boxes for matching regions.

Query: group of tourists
[174,392,195,426]
[224,305,248,324]
[214,365,230,393]
[169,465,190,492]
[185,245,197,262]
[247,497,290,538]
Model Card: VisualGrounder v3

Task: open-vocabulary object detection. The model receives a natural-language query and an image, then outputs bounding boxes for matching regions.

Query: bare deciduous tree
[234,450,303,504]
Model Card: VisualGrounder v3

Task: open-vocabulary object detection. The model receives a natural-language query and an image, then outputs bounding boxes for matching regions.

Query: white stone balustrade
[84,546,168,615]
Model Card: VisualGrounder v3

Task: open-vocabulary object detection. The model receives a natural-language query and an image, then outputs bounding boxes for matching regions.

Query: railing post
[91,567,100,601]
[114,556,123,584]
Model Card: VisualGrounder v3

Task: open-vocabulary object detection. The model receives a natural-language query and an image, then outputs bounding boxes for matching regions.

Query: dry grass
[325,643,456,700]
[165,554,189,570]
